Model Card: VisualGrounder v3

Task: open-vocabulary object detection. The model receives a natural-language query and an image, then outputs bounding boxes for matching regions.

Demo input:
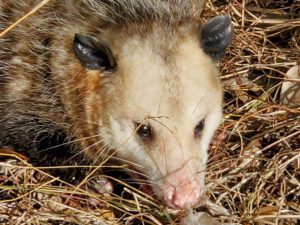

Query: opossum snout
[162,169,204,209]
[164,179,203,209]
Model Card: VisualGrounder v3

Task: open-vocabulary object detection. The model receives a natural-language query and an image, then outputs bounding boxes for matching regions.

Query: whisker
[39,133,104,152]
[61,136,111,164]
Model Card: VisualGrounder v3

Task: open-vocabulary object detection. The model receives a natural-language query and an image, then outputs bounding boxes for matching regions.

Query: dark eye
[194,120,205,138]
[136,123,153,140]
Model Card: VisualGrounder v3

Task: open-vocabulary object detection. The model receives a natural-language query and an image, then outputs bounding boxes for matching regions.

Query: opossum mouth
[128,168,155,197]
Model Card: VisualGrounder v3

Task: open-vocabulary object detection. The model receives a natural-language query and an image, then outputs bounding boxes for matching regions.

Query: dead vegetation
[0,0,299,224]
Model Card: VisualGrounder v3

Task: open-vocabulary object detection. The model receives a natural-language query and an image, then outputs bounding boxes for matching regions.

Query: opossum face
[109,40,223,209]
[73,16,233,209]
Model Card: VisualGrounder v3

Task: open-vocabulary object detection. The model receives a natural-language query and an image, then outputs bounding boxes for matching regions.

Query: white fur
[99,29,223,200]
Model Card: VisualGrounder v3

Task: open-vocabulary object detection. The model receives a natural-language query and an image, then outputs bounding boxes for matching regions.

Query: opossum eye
[136,123,153,140]
[200,15,234,61]
[73,34,116,71]
[194,120,205,138]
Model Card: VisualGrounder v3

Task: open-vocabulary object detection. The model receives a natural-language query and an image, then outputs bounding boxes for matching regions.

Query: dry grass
[0,0,299,224]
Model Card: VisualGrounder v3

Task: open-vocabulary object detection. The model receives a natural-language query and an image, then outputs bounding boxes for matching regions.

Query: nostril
[164,186,176,208]
[193,189,201,199]
[166,188,174,201]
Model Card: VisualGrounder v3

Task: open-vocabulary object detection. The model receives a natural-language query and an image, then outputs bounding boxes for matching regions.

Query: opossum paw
[85,176,113,196]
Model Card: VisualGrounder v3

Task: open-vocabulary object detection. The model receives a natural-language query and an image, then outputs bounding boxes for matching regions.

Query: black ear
[201,15,234,61]
[73,34,116,70]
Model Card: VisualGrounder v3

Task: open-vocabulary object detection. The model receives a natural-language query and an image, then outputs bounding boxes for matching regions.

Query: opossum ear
[73,34,116,70]
[200,15,234,61]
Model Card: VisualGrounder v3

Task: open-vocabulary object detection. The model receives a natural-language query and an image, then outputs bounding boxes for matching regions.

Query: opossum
[0,0,233,209]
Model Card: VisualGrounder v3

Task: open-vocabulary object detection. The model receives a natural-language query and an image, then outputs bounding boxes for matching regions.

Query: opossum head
[73,15,233,209]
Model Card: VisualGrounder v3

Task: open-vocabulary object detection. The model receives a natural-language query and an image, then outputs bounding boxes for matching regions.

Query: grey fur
[0,0,205,182]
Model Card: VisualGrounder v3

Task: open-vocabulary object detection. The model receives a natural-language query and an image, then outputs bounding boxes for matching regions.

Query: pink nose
[163,179,203,209]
